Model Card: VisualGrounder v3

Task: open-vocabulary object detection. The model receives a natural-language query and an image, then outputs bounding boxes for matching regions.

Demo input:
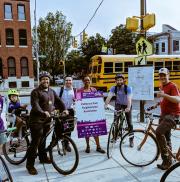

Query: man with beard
[105,74,134,147]
[26,71,68,175]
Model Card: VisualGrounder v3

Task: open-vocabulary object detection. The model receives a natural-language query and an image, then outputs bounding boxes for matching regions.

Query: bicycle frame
[138,112,180,162]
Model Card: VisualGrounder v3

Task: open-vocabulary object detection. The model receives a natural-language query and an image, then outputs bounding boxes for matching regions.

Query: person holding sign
[77,76,105,154]
[105,74,134,147]
[156,68,180,170]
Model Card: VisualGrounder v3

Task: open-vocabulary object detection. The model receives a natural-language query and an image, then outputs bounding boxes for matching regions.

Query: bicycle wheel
[0,155,13,182]
[2,134,29,165]
[107,123,117,159]
[160,162,180,182]
[49,135,79,175]
[120,129,159,167]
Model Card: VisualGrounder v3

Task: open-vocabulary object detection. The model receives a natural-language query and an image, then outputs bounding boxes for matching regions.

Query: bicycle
[2,109,30,165]
[120,106,180,167]
[160,161,180,182]
[0,128,16,182]
[3,111,79,175]
[106,105,128,159]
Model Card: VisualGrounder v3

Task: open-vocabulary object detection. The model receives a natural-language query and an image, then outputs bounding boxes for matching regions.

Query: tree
[81,33,106,62]
[108,24,137,54]
[33,11,72,82]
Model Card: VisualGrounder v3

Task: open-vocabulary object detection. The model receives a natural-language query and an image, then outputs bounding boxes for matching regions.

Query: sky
[30,0,180,39]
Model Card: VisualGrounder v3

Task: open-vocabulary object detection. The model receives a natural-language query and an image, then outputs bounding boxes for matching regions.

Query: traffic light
[143,13,155,30]
[83,30,88,43]
[73,37,78,48]
[126,17,139,31]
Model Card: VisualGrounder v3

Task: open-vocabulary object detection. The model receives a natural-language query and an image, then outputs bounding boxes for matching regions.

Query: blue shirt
[110,85,132,105]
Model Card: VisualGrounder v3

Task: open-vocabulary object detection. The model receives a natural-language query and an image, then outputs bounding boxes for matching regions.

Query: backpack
[59,87,76,98]
[114,85,128,96]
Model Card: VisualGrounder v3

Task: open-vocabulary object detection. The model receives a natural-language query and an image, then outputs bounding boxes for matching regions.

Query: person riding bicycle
[26,71,68,175]
[7,89,27,136]
[105,74,134,147]
[156,68,180,170]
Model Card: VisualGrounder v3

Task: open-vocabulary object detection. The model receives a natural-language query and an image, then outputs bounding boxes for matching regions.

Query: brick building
[0,0,34,90]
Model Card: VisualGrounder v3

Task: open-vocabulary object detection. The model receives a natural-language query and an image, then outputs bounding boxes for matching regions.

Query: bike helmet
[39,71,51,80]
[8,89,19,97]
[115,74,125,80]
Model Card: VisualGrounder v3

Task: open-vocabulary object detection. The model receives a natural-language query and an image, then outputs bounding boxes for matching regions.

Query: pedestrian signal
[126,17,139,31]
[73,37,78,48]
[143,14,155,30]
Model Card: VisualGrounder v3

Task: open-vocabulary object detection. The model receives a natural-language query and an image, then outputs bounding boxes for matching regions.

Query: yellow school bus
[89,54,180,91]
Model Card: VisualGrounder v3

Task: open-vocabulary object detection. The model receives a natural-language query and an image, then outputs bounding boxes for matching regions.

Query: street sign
[136,37,153,56]
[134,56,146,65]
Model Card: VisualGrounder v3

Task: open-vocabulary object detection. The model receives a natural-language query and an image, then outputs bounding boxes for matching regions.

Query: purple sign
[75,91,107,138]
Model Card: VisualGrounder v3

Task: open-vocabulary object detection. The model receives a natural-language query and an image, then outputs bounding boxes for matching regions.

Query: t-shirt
[160,82,180,116]
[0,96,5,131]
[110,85,132,105]
[8,101,21,116]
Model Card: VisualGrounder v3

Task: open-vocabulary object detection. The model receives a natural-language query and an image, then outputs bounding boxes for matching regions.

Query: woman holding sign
[77,76,105,154]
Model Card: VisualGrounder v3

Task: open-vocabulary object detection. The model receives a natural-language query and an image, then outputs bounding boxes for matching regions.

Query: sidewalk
[3,110,179,182]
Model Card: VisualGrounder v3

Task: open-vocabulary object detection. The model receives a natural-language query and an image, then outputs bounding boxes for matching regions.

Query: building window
[21,81,29,87]
[19,29,27,46]
[155,43,159,54]
[4,4,12,19]
[8,57,16,77]
[6,29,14,45]
[20,57,29,76]
[0,58,3,79]
[173,40,179,51]
[9,82,17,88]
[18,4,26,20]
[162,42,165,52]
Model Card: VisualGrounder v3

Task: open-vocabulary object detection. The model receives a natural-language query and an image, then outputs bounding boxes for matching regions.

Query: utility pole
[34,0,40,85]
[140,0,146,122]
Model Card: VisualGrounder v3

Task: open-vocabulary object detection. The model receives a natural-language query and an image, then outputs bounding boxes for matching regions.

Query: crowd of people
[0,67,179,176]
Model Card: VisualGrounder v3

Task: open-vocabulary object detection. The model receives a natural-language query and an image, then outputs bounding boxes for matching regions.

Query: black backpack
[59,87,76,98]
[114,85,128,96]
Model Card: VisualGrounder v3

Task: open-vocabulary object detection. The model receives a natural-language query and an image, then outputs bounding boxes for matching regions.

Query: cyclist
[26,71,68,175]
[77,76,105,154]
[7,89,27,136]
[105,74,134,147]
[58,75,76,152]
[156,68,180,170]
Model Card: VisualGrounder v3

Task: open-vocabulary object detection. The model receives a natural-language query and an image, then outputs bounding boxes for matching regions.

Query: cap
[158,68,169,75]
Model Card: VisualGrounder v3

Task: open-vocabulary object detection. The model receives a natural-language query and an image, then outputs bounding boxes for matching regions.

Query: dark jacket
[29,85,65,124]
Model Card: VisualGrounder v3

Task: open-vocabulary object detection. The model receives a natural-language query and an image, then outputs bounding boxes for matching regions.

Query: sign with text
[75,91,107,138]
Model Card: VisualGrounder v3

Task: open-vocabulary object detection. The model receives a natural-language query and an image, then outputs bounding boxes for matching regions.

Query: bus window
[147,61,153,66]
[154,61,164,71]
[88,65,92,73]
[165,61,172,71]
[98,65,101,73]
[173,61,180,71]
[124,62,133,72]
[104,62,113,73]
[115,63,123,72]
[93,66,97,73]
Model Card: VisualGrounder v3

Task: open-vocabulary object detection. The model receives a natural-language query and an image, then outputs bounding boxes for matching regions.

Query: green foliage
[81,33,106,61]
[33,11,72,81]
[108,24,136,54]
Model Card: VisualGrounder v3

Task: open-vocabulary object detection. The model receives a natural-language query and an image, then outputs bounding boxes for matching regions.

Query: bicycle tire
[49,135,79,175]
[2,135,29,165]
[120,129,160,167]
[0,155,13,182]
[160,162,180,182]
[107,123,116,159]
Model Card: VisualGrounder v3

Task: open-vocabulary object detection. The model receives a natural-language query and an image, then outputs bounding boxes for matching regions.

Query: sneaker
[85,147,90,153]
[26,166,38,175]
[129,138,134,148]
[157,157,172,170]
[65,144,71,152]
[40,157,52,164]
[96,147,106,154]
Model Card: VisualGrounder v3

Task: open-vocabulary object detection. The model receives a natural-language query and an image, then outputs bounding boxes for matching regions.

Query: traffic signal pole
[140,0,146,122]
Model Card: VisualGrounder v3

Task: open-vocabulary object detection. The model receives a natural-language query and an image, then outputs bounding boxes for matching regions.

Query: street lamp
[34,0,40,85]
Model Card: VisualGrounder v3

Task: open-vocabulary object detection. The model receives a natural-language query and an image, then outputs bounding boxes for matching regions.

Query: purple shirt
[0,96,5,131]
[110,85,132,105]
